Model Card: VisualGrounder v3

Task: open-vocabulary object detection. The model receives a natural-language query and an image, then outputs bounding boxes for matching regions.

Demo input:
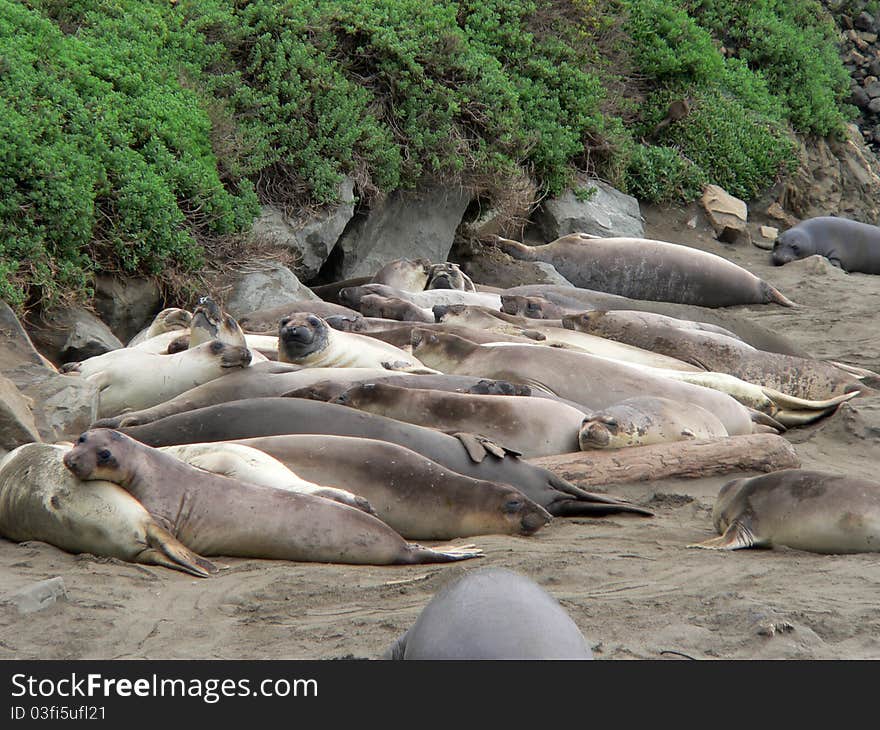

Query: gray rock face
[328,185,472,279]
[26,306,123,366]
[535,177,644,240]
[253,178,356,281]
[456,247,574,289]
[221,262,321,319]
[0,300,46,372]
[92,275,163,344]
[0,375,41,452]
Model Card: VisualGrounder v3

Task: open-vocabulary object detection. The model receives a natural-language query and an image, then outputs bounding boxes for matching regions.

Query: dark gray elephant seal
[492,234,795,307]
[119,398,653,518]
[773,216,880,273]
[383,567,593,659]
[63,429,483,565]
[689,469,880,553]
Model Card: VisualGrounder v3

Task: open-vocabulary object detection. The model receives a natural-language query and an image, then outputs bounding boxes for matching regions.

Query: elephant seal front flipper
[688,520,762,550]
[139,521,220,576]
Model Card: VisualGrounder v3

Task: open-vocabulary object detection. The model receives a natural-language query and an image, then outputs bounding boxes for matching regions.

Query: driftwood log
[527,434,799,487]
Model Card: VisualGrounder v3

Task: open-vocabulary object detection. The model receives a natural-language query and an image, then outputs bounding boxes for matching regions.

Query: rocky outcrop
[0,375,41,453]
[26,306,123,366]
[322,185,471,280]
[454,246,574,289]
[219,261,321,319]
[92,275,163,344]
[701,185,748,243]
[0,301,47,372]
[533,177,644,240]
[253,178,356,281]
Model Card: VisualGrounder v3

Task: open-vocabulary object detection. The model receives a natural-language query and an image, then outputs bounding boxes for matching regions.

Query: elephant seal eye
[307,315,320,327]
[279,316,291,327]
[98,449,112,461]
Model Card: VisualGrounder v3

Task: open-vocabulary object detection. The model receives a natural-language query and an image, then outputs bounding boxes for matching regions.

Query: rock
[2,578,67,615]
[855,11,877,33]
[325,185,472,280]
[751,225,778,251]
[26,306,123,366]
[860,31,878,44]
[534,177,644,240]
[454,245,574,289]
[700,184,748,243]
[219,261,320,319]
[864,80,880,98]
[0,300,47,372]
[252,178,355,282]
[765,202,799,227]
[868,98,880,113]
[92,275,163,344]
[759,225,778,241]
[0,375,40,451]
[869,59,880,77]
[460,173,539,240]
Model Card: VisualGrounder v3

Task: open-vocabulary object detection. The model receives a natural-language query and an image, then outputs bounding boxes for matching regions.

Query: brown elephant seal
[231,435,551,540]
[359,294,434,323]
[333,382,584,457]
[0,443,216,577]
[340,283,503,312]
[579,396,729,449]
[410,329,755,436]
[127,308,193,347]
[361,322,539,350]
[119,398,653,518]
[70,340,252,419]
[371,258,432,290]
[383,567,593,659]
[63,429,483,565]
[188,297,247,348]
[238,301,361,334]
[311,276,374,304]
[491,234,795,307]
[426,262,476,291]
[502,294,572,320]
[773,217,880,273]
[278,312,437,373]
[689,470,880,553]
[284,375,532,403]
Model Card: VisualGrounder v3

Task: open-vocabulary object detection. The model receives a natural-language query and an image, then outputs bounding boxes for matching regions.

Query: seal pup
[333,382,585,457]
[689,470,880,553]
[359,294,434,323]
[68,340,252,419]
[127,308,192,347]
[230,435,552,540]
[119,398,654,518]
[371,258,432,290]
[579,396,729,449]
[383,567,593,659]
[426,262,476,291]
[772,216,880,273]
[277,312,438,373]
[491,233,795,307]
[63,429,483,565]
[0,443,216,577]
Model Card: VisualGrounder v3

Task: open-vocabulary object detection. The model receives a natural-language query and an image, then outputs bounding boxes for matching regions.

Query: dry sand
[3,204,880,660]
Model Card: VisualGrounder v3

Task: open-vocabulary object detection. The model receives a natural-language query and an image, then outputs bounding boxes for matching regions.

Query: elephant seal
[689,470,880,553]
[359,294,434,323]
[0,443,216,577]
[502,294,572,320]
[361,322,540,350]
[63,429,483,565]
[579,396,729,449]
[69,340,252,419]
[333,382,584,457]
[277,312,436,373]
[772,216,880,273]
[426,262,476,291]
[311,276,374,305]
[230,435,551,540]
[383,567,593,659]
[119,398,653,518]
[238,301,361,334]
[371,258,432,290]
[127,308,192,347]
[491,234,795,307]
[188,297,247,348]
[340,283,503,312]
[411,330,755,436]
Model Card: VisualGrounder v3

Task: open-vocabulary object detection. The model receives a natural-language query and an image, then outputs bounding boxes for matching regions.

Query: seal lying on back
[772,216,880,273]
[491,234,795,307]
[278,313,437,373]
[119,398,653,517]
[383,567,593,659]
[333,382,584,457]
[63,429,483,565]
[0,443,216,577]
[689,470,880,553]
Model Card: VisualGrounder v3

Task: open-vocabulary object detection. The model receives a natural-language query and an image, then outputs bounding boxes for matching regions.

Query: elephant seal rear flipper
[141,522,220,577]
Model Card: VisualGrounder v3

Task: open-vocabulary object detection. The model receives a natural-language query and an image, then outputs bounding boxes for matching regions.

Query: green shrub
[625,144,707,203]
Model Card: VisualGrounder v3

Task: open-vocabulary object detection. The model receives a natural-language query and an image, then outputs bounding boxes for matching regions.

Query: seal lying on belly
[63,430,483,565]
[0,443,216,577]
[340,283,502,312]
[383,567,593,659]
[491,234,795,307]
[358,294,435,323]
[333,382,584,457]
[119,398,653,517]
[237,301,361,334]
[229,435,551,540]
[772,216,880,273]
[127,308,192,347]
[689,470,880,553]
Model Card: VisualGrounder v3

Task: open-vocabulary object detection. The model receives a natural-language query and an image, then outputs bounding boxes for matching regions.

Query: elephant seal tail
[763,282,797,307]
[545,473,654,517]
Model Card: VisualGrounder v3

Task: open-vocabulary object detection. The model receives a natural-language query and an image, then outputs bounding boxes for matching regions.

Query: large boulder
[534,177,645,240]
[6,367,99,443]
[252,178,356,282]
[92,275,163,344]
[220,261,321,319]
[0,375,41,452]
[700,184,748,244]
[0,300,46,372]
[454,246,574,289]
[325,185,472,280]
[26,306,123,366]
